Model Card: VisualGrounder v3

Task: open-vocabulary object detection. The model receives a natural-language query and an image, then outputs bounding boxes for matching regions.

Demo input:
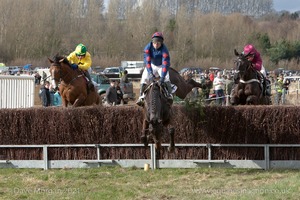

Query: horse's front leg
[141,119,149,147]
[168,127,175,153]
[151,124,162,151]
[246,95,258,105]
[230,88,242,105]
[73,94,87,107]
[61,97,68,107]
[244,87,258,105]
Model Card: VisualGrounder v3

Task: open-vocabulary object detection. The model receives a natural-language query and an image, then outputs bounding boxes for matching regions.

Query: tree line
[0,0,299,71]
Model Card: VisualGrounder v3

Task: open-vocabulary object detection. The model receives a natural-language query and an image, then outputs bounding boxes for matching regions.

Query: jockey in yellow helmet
[67,43,93,89]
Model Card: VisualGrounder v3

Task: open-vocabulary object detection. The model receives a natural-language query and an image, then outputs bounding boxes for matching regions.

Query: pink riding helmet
[243,44,257,56]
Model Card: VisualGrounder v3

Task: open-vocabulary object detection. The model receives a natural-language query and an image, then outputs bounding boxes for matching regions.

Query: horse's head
[48,54,72,89]
[234,49,252,75]
[144,81,165,125]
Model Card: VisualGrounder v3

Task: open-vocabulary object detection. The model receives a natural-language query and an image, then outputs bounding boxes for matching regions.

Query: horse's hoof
[168,146,175,153]
[155,143,161,150]
[168,128,175,134]
[141,136,148,146]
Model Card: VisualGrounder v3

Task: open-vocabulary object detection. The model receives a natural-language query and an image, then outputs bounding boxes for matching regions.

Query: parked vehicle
[119,82,135,102]
[100,66,124,79]
[92,66,104,73]
[209,67,222,72]
[0,66,9,74]
[179,67,203,75]
[91,73,110,98]
[121,61,144,79]
[91,73,135,104]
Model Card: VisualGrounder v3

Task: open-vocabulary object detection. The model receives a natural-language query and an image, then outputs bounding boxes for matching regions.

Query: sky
[273,0,300,12]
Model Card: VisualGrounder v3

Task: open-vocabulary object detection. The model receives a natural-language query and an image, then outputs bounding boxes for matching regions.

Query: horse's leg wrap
[136,84,147,106]
[165,81,173,100]
[168,127,175,153]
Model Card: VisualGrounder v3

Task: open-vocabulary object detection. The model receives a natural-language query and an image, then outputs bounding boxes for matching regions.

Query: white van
[121,61,144,75]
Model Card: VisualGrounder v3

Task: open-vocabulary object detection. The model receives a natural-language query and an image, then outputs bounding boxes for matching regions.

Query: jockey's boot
[84,71,94,89]
[165,81,173,100]
[136,84,147,107]
[265,79,272,96]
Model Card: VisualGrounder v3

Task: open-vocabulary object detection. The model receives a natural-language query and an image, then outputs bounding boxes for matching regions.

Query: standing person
[209,70,214,82]
[67,43,93,89]
[53,90,62,106]
[225,74,234,96]
[42,71,47,84]
[116,81,124,105]
[242,44,270,96]
[275,74,284,105]
[201,73,212,101]
[39,81,51,107]
[49,83,56,106]
[282,76,291,104]
[34,72,41,85]
[136,32,172,106]
[120,70,129,83]
[105,80,118,106]
[213,72,225,105]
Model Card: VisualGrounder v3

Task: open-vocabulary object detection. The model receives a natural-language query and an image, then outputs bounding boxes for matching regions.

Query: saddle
[255,71,271,96]
[79,70,94,91]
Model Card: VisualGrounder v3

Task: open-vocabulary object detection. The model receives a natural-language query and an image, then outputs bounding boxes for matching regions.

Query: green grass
[0,167,299,200]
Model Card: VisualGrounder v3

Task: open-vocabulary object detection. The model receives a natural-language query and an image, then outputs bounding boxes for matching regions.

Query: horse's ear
[234,49,239,56]
[48,57,54,63]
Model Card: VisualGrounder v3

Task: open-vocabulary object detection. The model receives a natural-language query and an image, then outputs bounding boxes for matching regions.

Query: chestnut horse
[141,81,175,158]
[48,55,100,107]
[230,50,271,105]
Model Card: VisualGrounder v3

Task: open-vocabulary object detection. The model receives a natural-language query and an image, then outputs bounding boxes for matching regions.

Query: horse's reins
[42,74,52,82]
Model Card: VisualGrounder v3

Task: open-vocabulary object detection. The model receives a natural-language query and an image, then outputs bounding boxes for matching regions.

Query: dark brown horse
[141,81,175,157]
[169,67,204,99]
[140,68,204,157]
[48,55,100,107]
[230,50,271,105]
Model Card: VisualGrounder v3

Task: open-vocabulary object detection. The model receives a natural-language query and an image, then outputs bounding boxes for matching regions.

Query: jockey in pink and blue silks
[136,32,173,106]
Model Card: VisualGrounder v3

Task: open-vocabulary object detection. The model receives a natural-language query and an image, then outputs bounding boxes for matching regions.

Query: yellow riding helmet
[75,43,87,56]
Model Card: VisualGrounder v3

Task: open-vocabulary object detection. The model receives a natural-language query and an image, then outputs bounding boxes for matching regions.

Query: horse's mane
[52,54,71,67]
[169,67,179,75]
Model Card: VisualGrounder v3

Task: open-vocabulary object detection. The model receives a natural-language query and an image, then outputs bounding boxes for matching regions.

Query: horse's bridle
[235,56,250,74]
[51,64,63,82]
[234,56,260,84]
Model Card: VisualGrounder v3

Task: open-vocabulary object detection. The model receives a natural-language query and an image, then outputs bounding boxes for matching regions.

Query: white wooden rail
[0,144,300,170]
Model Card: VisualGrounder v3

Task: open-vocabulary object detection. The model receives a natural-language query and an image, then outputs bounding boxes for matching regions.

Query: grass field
[0,167,299,200]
